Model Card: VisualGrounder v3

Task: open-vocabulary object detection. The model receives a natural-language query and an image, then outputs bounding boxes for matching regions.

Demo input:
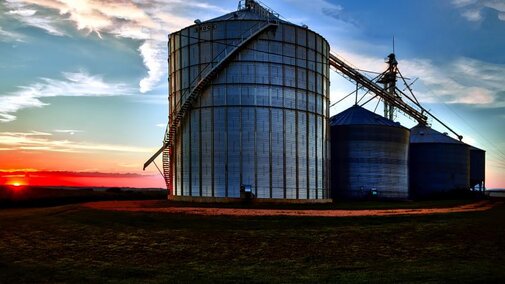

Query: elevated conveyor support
[329,52,428,125]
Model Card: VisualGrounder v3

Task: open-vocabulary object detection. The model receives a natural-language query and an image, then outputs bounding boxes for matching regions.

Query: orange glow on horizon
[5,179,27,187]
[0,149,167,188]
[4,178,28,191]
[0,170,165,189]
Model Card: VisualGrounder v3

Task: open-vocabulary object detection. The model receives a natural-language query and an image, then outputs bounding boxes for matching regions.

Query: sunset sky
[0,0,504,188]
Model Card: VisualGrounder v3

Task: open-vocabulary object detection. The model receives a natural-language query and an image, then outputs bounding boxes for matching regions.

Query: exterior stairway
[144,18,279,192]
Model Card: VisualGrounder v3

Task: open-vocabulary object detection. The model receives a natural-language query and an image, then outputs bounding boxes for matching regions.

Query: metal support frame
[378,53,398,120]
[329,52,428,125]
[329,51,464,141]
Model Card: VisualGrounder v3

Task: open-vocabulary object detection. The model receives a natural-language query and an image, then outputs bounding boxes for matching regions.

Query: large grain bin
[167,0,330,200]
[469,146,485,191]
[409,124,470,198]
[330,105,410,200]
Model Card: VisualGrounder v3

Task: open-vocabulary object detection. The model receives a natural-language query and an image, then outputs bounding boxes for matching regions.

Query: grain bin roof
[204,4,287,23]
[330,105,404,128]
[410,124,466,144]
[469,145,485,152]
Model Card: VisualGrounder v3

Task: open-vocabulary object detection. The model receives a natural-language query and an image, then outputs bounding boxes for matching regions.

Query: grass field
[0,191,504,283]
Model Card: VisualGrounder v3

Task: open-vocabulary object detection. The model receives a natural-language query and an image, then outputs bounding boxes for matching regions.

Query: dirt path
[83,200,498,217]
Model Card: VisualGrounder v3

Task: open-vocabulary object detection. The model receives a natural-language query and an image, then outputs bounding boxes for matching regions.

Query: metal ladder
[144,19,279,192]
[162,147,171,190]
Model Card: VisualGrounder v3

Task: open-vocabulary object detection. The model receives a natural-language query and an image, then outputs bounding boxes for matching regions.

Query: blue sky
[0,0,504,187]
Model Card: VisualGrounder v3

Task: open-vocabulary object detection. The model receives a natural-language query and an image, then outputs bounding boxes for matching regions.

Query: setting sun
[5,179,27,188]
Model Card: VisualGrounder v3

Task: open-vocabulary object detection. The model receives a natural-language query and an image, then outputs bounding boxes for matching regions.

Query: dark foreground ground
[0,189,504,283]
[0,185,165,208]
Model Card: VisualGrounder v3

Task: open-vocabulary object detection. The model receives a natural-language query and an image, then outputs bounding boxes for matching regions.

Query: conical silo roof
[205,9,284,22]
[203,1,286,23]
[410,124,465,144]
[469,145,485,152]
[330,105,404,128]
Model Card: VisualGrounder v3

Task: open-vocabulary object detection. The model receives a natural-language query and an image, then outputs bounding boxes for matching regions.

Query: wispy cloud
[139,40,165,93]
[278,0,359,31]
[118,163,141,168]
[4,0,228,93]
[53,129,84,135]
[320,3,358,27]
[0,26,26,42]
[0,170,158,177]
[462,9,482,21]
[0,131,154,153]
[452,0,505,22]
[332,50,505,107]
[452,0,478,6]
[402,57,505,106]
[0,71,133,122]
[5,3,67,36]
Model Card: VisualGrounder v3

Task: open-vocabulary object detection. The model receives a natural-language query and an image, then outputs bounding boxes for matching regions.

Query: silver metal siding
[168,19,330,199]
[410,143,470,198]
[470,148,485,189]
[331,125,410,200]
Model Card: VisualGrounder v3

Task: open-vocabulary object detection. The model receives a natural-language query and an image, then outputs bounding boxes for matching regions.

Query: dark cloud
[321,6,359,27]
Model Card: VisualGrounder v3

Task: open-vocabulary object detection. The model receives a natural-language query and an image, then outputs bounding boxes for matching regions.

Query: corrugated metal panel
[330,106,409,200]
[470,146,485,189]
[167,7,330,200]
[409,125,470,198]
[330,105,404,127]
[410,124,464,144]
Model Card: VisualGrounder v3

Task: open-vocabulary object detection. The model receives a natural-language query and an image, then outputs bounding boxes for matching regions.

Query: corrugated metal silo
[469,146,485,191]
[409,124,470,198]
[167,0,330,201]
[330,105,410,200]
